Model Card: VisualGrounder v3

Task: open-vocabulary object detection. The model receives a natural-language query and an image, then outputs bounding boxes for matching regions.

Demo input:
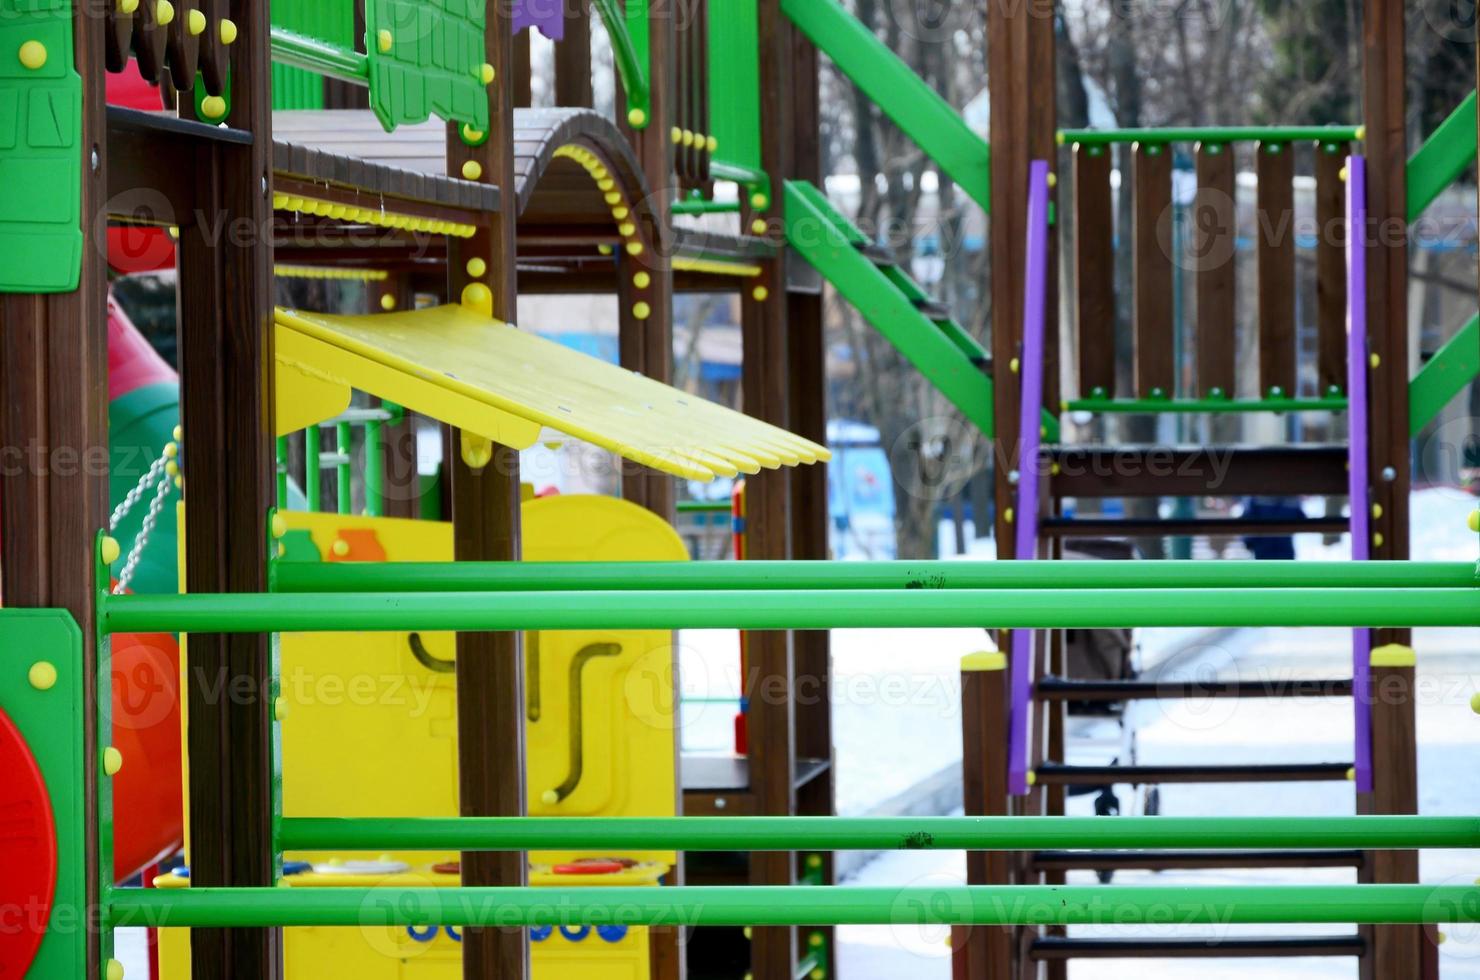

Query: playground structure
[0,2,1479,980]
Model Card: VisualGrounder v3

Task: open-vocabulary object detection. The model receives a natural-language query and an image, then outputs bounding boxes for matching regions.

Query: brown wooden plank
[178,0,279,973]
[1073,144,1115,398]
[1256,141,1296,397]
[165,0,200,91]
[958,662,1013,979]
[1194,142,1237,398]
[445,3,529,978]
[1048,445,1349,498]
[1315,142,1351,397]
[1132,142,1174,398]
[554,0,593,107]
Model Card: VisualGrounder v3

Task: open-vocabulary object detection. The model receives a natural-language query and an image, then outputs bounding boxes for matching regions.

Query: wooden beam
[446,4,528,977]
[1315,142,1350,396]
[1256,141,1296,398]
[554,0,593,107]
[0,6,109,978]
[176,0,279,973]
[1132,143,1173,398]
[1073,145,1115,398]
[1194,142,1236,398]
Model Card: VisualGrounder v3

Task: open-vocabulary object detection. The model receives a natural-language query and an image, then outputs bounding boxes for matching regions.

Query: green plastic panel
[0,0,82,292]
[269,0,357,109]
[364,0,489,134]
[0,609,85,977]
[708,0,761,173]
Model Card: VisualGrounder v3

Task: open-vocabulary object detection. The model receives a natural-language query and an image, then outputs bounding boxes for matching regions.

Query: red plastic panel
[0,706,58,974]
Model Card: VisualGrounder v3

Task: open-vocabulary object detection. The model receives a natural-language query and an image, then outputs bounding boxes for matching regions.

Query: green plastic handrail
[268,559,1479,593]
[101,587,1480,634]
[1059,125,1361,146]
[278,815,1480,852]
[107,884,1480,929]
[1410,313,1480,436]
[269,27,368,85]
[592,0,650,127]
[1066,396,1348,415]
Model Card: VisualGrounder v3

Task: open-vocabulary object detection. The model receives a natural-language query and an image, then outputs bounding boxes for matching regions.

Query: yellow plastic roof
[274,304,829,481]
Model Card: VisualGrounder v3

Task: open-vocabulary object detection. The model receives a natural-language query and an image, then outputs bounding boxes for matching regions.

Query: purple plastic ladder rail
[1346,155,1373,794]
[513,0,567,40]
[1007,159,1052,796]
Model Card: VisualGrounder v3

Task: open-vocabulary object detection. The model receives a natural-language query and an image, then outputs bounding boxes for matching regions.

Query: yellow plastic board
[274,303,830,480]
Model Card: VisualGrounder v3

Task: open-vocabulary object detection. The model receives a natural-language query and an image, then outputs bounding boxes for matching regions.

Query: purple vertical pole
[1007,159,1051,796]
[1346,155,1373,794]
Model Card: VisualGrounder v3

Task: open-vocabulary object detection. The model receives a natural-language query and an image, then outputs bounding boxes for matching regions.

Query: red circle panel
[0,706,58,973]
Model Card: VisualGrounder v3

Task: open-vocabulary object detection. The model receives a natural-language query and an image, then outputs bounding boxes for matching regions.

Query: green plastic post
[304,424,321,512]
[335,421,352,515]
[364,417,383,518]
[592,0,650,128]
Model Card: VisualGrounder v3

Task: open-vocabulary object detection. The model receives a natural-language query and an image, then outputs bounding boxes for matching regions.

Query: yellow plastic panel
[275,304,830,480]
[276,327,354,436]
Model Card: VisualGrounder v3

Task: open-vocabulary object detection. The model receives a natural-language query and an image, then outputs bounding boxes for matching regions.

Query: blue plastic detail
[559,924,592,943]
[596,924,630,943]
[446,925,463,943]
[406,924,438,943]
[530,925,554,943]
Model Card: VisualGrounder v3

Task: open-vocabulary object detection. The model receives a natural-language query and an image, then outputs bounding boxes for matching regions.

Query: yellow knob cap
[627,107,647,127]
[377,30,394,53]
[103,747,124,777]
[219,18,238,44]
[101,536,121,565]
[331,539,350,557]
[625,241,644,257]
[18,40,47,70]
[461,159,483,181]
[633,302,651,320]
[633,271,651,289]
[466,257,487,278]
[380,293,397,311]
[200,95,227,119]
[155,0,174,26]
[28,661,57,691]
[479,63,496,85]
[752,286,769,302]
[271,513,287,539]
[750,218,768,235]
[187,9,206,35]
[461,282,493,314]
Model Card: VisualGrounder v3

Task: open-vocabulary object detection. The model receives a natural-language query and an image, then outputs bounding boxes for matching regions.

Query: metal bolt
[1381,466,1397,482]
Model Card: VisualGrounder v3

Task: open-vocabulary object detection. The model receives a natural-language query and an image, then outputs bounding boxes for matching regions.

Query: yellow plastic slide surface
[274,304,830,480]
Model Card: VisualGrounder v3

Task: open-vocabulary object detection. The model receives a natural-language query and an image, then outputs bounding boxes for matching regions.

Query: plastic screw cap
[1468,511,1479,533]
[18,40,47,70]
[541,789,559,805]
[377,30,394,53]
[155,0,174,26]
[103,747,124,777]
[28,662,57,691]
[106,960,125,980]
[219,18,238,44]
[200,95,227,119]
[1470,691,1480,715]
[462,160,483,181]
[627,107,647,127]
[380,293,397,311]
[331,539,350,557]
[187,9,205,35]
[101,536,121,565]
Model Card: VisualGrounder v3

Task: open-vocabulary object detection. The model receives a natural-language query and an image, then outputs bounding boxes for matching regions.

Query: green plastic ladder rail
[780,0,989,214]
[1407,89,1476,222]
[269,26,367,85]
[106,884,1480,929]
[593,0,649,127]
[1058,125,1362,146]
[1066,395,1348,415]
[1410,312,1480,437]
[268,558,1479,593]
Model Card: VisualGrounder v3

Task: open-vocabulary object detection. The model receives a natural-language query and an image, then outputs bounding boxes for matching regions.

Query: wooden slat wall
[1073,145,1115,398]
[1132,143,1173,398]
[1194,142,1236,397]
[1256,142,1296,397]
[1315,141,1350,396]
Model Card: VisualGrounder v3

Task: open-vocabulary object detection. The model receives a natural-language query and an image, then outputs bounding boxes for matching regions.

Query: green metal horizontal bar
[279,816,1480,853]
[1410,313,1479,436]
[1408,90,1476,222]
[675,500,733,513]
[671,198,742,216]
[108,885,1480,929]
[102,587,1480,634]
[1066,396,1348,415]
[709,160,771,203]
[781,0,990,213]
[270,560,1478,593]
[1059,126,1361,146]
[269,27,368,85]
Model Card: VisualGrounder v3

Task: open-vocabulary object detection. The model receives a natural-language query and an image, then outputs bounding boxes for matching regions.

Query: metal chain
[108,448,170,531]
[113,469,175,595]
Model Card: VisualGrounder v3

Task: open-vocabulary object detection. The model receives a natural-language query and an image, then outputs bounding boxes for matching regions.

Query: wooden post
[957,653,1013,979]
[1366,645,1422,977]
[446,4,528,977]
[1073,144,1115,399]
[1131,143,1173,399]
[554,0,593,108]
[1314,142,1350,396]
[618,0,676,518]
[0,4,109,978]
[172,0,280,973]
[1194,142,1236,398]
[1256,141,1296,398]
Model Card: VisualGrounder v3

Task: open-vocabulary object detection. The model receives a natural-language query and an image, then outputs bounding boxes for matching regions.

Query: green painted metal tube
[675,500,734,513]
[1060,126,1361,146]
[591,0,650,127]
[364,417,383,518]
[107,885,1480,929]
[269,27,368,85]
[274,437,290,506]
[1408,90,1476,221]
[709,161,770,202]
[304,424,321,512]
[1066,397,1348,415]
[270,559,1479,594]
[102,587,1480,635]
[335,421,352,515]
[1410,313,1479,436]
[780,0,990,213]
[278,816,1480,853]
[672,198,742,216]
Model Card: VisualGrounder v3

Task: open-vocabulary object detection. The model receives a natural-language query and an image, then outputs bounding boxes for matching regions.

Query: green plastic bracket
[784,180,995,438]
[0,0,83,292]
[780,0,989,214]
[363,0,490,134]
[0,608,86,976]
[708,0,762,177]
[1409,313,1479,437]
[1407,90,1476,222]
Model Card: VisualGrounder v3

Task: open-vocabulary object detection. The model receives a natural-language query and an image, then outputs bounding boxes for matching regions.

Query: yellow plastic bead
[461,159,483,181]
[604,192,622,205]
[598,178,614,192]
[101,536,121,565]
[611,206,630,221]
[750,219,767,235]
[633,271,651,289]
[1373,532,1385,548]
[187,9,205,35]
[479,63,496,85]
[119,0,139,12]
[627,107,647,127]
[200,95,227,119]
[462,125,484,144]
[332,539,350,557]
[1470,691,1480,714]
[380,293,397,311]
[625,241,644,257]
[18,40,47,70]
[377,30,394,53]
[106,960,125,980]
[750,192,768,210]
[466,257,487,279]
[670,127,683,144]
[706,135,718,152]
[1371,503,1383,519]
[28,661,57,691]
[618,222,636,237]
[103,747,124,777]
[1369,352,1380,369]
[633,302,651,320]
[155,0,174,26]
[682,130,696,147]
[219,18,238,44]
[752,286,769,302]
[173,425,183,441]
[271,513,287,539]
[598,244,613,256]
[274,696,289,721]
[541,789,559,805]
[1469,511,1479,533]
[461,281,493,314]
